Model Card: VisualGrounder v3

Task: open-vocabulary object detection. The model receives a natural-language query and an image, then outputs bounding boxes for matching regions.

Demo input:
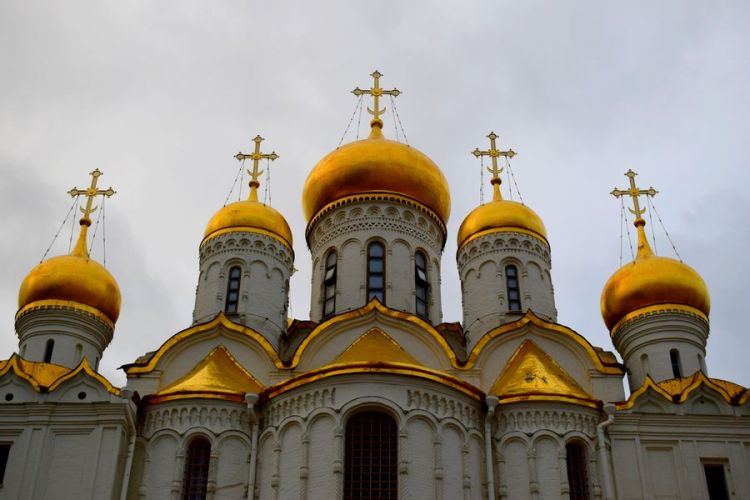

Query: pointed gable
[490,340,596,407]
[331,328,421,366]
[153,345,263,403]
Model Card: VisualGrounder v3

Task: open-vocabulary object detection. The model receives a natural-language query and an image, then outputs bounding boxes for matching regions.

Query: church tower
[302,72,451,324]
[457,133,556,347]
[192,136,294,348]
[15,170,120,370]
[601,170,711,391]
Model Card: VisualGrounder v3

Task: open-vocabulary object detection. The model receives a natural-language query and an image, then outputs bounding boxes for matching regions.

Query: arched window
[75,344,83,363]
[182,437,211,500]
[640,353,650,376]
[345,411,397,500]
[505,265,522,311]
[225,266,242,313]
[367,242,385,303]
[323,250,337,318]
[415,251,429,319]
[43,339,54,363]
[566,441,590,500]
[670,349,682,378]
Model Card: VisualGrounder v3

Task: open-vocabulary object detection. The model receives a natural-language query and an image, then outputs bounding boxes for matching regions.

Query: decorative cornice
[610,303,709,337]
[15,299,114,331]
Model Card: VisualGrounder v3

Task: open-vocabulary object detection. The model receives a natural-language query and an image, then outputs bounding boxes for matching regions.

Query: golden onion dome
[457,198,547,249]
[204,200,293,249]
[18,221,121,324]
[302,123,451,224]
[600,220,710,331]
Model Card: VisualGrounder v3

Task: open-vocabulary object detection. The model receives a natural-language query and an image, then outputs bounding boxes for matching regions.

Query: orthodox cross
[611,169,658,223]
[471,132,516,201]
[235,135,279,202]
[352,70,401,126]
[68,169,116,225]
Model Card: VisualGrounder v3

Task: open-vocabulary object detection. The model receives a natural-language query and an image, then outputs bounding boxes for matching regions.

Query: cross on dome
[611,169,658,226]
[352,70,401,129]
[234,135,279,203]
[67,169,116,257]
[471,132,516,201]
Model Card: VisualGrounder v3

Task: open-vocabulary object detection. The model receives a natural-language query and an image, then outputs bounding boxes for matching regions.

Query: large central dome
[302,124,451,224]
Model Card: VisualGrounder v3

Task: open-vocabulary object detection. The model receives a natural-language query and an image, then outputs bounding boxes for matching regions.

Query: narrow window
[0,443,10,486]
[415,251,429,319]
[323,250,337,318]
[225,266,242,313]
[670,349,682,378]
[367,242,385,303]
[345,411,397,500]
[505,265,522,311]
[43,339,54,363]
[640,353,650,376]
[703,463,729,500]
[182,437,211,500]
[75,344,83,363]
[20,345,26,358]
[566,441,590,500]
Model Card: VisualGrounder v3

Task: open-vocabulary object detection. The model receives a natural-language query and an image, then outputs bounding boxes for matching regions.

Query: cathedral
[1,72,748,500]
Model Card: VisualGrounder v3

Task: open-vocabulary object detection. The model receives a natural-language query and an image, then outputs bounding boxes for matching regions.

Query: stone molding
[406,389,480,428]
[457,230,550,274]
[495,406,599,437]
[263,387,336,426]
[143,401,250,437]
[198,231,294,270]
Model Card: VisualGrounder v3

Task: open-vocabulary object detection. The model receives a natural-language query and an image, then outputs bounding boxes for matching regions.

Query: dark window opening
[0,443,11,486]
[345,411,398,500]
[415,251,429,319]
[225,266,242,313]
[367,243,385,304]
[182,437,211,500]
[704,463,729,500]
[323,250,337,318]
[670,349,682,378]
[566,441,590,500]
[43,339,54,363]
[505,265,522,311]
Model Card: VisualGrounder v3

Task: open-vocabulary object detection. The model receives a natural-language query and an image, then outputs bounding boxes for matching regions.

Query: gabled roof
[0,354,120,396]
[147,345,263,404]
[618,371,750,410]
[489,340,598,408]
[331,328,420,365]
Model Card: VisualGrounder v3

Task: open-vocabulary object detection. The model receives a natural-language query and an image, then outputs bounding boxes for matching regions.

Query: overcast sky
[1,1,748,389]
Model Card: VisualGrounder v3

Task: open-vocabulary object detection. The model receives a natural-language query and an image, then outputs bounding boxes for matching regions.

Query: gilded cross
[235,135,279,202]
[352,70,401,126]
[611,169,658,222]
[68,169,116,224]
[471,132,516,201]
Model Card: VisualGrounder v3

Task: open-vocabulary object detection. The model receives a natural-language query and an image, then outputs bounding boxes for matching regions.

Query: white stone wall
[492,402,602,500]
[193,231,294,348]
[457,231,556,348]
[0,373,134,500]
[306,197,445,324]
[612,309,709,390]
[610,410,750,500]
[132,399,252,500]
[16,307,113,369]
[258,374,484,500]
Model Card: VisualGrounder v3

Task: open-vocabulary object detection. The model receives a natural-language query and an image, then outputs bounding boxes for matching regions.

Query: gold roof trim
[610,303,708,337]
[0,354,120,396]
[490,340,597,409]
[16,299,115,330]
[149,345,263,404]
[458,225,549,252]
[332,328,421,365]
[617,371,747,410]
[201,226,293,252]
[466,310,624,374]
[264,361,483,401]
[124,313,283,374]
[304,193,447,247]
[290,299,457,368]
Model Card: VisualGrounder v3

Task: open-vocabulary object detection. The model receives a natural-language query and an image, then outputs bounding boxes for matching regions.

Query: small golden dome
[600,222,710,331]
[302,125,451,223]
[18,234,121,324]
[204,200,293,249]
[457,199,547,249]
